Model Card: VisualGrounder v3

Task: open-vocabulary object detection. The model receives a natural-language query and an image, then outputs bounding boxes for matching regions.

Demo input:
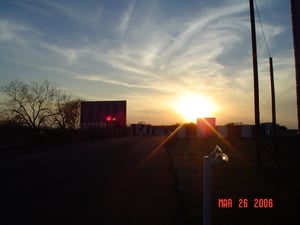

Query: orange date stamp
[218,198,274,208]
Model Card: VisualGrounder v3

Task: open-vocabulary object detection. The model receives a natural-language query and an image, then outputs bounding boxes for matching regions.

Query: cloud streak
[118,0,136,34]
[76,74,162,91]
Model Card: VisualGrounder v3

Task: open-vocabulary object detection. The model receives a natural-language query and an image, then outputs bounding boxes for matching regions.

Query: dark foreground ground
[167,137,300,225]
[2,135,300,225]
[0,136,185,225]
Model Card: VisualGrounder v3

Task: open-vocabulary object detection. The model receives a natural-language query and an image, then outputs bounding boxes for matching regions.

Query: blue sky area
[0,0,297,128]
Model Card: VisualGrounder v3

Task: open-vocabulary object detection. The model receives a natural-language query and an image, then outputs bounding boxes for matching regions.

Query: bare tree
[0,80,59,130]
[53,94,81,129]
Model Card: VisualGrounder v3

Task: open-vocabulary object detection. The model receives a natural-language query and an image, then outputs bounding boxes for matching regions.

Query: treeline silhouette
[0,80,129,151]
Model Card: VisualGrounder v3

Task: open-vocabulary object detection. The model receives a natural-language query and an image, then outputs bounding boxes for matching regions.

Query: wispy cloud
[160,2,249,60]
[0,19,33,43]
[0,20,18,42]
[93,2,251,95]
[76,74,160,91]
[0,2,287,96]
[71,1,289,103]
[36,41,87,64]
[118,0,136,34]
[39,1,103,26]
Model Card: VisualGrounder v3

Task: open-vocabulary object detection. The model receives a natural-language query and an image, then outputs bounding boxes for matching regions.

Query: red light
[106,115,112,122]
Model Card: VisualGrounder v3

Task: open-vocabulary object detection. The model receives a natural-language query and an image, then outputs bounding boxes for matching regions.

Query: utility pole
[269,57,278,154]
[291,0,300,130]
[249,0,261,167]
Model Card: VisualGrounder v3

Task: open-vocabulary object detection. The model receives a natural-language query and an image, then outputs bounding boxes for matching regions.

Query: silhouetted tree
[0,80,59,130]
[53,94,81,129]
[1,80,82,131]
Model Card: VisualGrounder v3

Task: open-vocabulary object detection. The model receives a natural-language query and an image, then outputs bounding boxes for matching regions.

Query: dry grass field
[167,137,300,225]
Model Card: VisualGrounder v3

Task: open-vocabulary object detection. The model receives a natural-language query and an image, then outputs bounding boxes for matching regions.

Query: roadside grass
[167,137,300,225]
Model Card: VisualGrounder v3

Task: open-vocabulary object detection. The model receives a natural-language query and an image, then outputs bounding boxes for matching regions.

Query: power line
[254,0,271,58]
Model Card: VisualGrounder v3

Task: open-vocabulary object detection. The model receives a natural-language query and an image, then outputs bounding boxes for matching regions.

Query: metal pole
[249,0,261,167]
[291,0,300,130]
[269,57,278,154]
[203,156,211,225]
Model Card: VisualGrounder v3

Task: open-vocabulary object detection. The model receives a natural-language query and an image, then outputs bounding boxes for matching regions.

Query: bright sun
[175,94,217,122]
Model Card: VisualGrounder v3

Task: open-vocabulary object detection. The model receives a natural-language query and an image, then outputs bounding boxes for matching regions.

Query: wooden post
[291,0,300,130]
[269,57,278,154]
[249,0,261,167]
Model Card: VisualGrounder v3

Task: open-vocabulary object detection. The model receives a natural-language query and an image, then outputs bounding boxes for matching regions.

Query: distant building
[80,101,126,128]
[216,124,254,138]
[241,125,253,138]
[130,123,178,136]
[130,123,151,135]
[197,118,216,138]
[180,120,297,139]
[176,125,186,138]
[216,126,228,138]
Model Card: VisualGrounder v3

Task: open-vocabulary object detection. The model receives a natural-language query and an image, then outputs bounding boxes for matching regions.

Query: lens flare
[175,93,217,122]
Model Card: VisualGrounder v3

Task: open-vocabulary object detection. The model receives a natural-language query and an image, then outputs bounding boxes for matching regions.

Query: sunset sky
[0,0,298,128]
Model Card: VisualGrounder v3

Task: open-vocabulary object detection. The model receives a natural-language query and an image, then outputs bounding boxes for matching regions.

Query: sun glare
[175,94,217,122]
